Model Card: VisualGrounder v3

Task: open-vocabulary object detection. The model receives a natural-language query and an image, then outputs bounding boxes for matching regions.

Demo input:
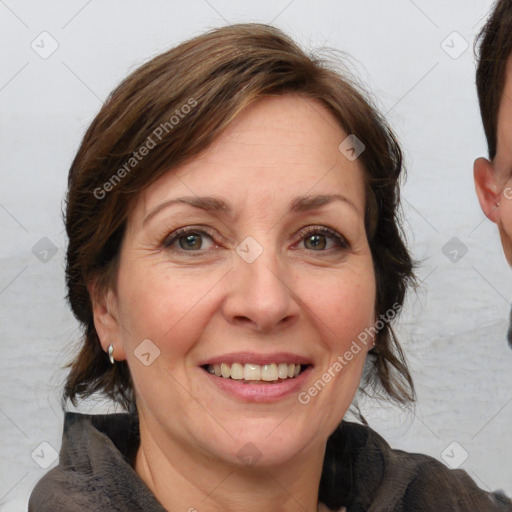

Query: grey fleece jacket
[29,412,512,511]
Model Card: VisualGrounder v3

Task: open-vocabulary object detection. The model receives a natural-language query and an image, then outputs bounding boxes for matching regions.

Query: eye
[163,227,216,252]
[161,225,348,254]
[297,226,349,251]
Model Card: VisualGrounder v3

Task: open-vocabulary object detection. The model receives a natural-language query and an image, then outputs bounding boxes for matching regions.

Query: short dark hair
[475,0,512,159]
[63,23,416,412]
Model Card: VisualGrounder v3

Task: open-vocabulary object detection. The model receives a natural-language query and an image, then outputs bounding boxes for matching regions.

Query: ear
[87,280,127,361]
[474,157,501,223]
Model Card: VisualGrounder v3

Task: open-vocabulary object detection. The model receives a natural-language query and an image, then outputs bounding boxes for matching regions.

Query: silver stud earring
[496,201,501,207]
[108,344,115,365]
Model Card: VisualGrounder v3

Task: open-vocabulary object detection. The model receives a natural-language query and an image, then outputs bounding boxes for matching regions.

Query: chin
[226,438,311,469]
[223,418,327,468]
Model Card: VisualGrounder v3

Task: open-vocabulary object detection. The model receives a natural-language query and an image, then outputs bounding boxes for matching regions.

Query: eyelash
[162,225,349,254]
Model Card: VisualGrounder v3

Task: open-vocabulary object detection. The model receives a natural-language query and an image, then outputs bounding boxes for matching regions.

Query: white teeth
[231,362,244,380]
[244,363,261,381]
[261,363,278,381]
[278,363,288,379]
[221,363,230,378]
[205,362,305,381]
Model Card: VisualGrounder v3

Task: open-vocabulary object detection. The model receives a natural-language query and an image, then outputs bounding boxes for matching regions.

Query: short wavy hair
[63,23,416,412]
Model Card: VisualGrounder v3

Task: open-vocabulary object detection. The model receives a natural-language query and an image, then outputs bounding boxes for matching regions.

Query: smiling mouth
[202,363,310,384]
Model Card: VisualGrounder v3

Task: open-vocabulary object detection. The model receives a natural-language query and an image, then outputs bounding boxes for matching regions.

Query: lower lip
[200,366,313,403]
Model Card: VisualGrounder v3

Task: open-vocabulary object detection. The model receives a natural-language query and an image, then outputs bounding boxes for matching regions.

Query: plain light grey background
[1,0,511,509]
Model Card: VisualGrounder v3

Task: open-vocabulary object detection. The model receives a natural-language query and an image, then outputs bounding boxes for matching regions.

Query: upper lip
[198,352,313,366]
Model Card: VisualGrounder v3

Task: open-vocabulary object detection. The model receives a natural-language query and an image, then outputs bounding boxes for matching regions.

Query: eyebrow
[143,193,358,225]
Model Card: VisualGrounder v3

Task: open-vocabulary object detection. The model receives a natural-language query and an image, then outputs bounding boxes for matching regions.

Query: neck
[134,412,327,512]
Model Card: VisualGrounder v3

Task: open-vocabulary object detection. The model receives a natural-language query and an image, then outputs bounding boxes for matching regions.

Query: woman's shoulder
[28,464,89,512]
[28,412,164,512]
[320,421,512,511]
[400,452,512,511]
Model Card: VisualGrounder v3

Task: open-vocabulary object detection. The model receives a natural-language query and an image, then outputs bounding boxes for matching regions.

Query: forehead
[138,94,367,217]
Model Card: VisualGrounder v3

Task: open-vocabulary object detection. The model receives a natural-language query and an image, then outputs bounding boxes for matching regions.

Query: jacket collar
[61,411,381,510]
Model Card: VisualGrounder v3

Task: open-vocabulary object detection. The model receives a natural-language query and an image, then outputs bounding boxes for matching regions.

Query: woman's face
[98,94,377,467]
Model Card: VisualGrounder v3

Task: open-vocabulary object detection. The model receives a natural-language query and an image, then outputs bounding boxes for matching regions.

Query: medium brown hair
[63,23,415,412]
[475,0,512,160]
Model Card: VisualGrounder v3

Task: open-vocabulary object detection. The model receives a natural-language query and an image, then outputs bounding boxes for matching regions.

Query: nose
[221,246,300,333]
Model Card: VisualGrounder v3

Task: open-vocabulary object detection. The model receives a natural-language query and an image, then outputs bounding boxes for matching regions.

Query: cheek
[499,203,512,265]
[299,262,376,348]
[115,263,177,344]
[502,200,512,237]
[115,262,223,360]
